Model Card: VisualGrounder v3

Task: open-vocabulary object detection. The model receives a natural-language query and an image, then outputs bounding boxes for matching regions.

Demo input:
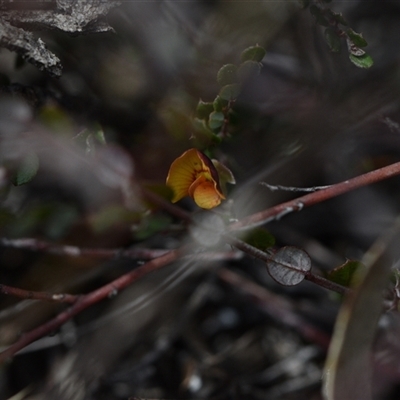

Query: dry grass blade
[323,216,400,400]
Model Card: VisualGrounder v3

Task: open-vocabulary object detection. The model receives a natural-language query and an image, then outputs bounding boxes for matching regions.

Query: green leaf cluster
[193,45,266,144]
[303,1,373,68]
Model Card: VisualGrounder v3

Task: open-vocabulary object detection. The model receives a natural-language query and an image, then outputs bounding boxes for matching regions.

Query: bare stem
[0,247,184,363]
[0,238,171,260]
[230,161,400,231]
[0,284,78,303]
[224,234,349,296]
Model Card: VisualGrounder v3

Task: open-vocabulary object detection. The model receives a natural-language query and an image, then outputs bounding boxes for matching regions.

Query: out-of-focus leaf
[240,45,266,63]
[44,204,79,239]
[238,60,261,82]
[11,152,39,186]
[266,246,311,286]
[324,28,342,53]
[208,111,225,130]
[133,213,172,240]
[89,205,136,233]
[93,124,107,145]
[346,28,368,48]
[349,53,374,69]
[192,118,222,147]
[0,208,15,229]
[196,100,214,120]
[243,228,275,251]
[39,105,73,133]
[217,64,238,86]
[219,84,241,101]
[213,96,228,112]
[327,260,366,288]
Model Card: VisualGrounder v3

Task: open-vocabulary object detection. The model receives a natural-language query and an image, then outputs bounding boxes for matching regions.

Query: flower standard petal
[166,148,204,203]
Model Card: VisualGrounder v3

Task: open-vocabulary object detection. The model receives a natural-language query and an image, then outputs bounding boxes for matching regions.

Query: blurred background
[2,0,400,399]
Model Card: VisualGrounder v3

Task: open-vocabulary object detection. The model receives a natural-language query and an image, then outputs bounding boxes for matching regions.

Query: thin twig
[230,161,400,231]
[224,234,349,296]
[260,182,332,192]
[0,247,185,363]
[0,284,78,304]
[0,238,171,260]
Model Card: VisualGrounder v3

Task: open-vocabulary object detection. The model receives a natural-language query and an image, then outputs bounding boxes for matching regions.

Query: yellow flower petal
[166,148,226,209]
[192,181,223,209]
[166,149,205,203]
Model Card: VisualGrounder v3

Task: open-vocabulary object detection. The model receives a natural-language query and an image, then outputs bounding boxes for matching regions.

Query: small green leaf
[12,153,39,186]
[349,53,374,69]
[196,100,214,120]
[244,228,275,250]
[213,96,228,112]
[238,60,261,82]
[217,64,238,86]
[240,45,266,63]
[324,28,342,53]
[327,260,366,287]
[346,28,368,47]
[208,111,225,130]
[219,84,241,101]
[93,124,106,144]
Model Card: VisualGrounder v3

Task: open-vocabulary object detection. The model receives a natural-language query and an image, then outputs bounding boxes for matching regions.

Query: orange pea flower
[166,148,226,209]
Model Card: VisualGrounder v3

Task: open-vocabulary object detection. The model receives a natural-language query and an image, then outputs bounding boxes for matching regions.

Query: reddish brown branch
[229,161,400,231]
[0,284,78,304]
[0,247,184,363]
[0,238,171,260]
[224,234,349,296]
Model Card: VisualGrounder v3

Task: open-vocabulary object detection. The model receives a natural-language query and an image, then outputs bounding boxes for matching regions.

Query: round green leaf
[219,84,241,101]
[217,64,238,86]
[238,60,261,82]
[196,100,214,120]
[12,152,39,186]
[346,28,368,48]
[208,111,224,130]
[213,95,228,112]
[240,45,266,63]
[324,28,342,53]
[349,53,374,69]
